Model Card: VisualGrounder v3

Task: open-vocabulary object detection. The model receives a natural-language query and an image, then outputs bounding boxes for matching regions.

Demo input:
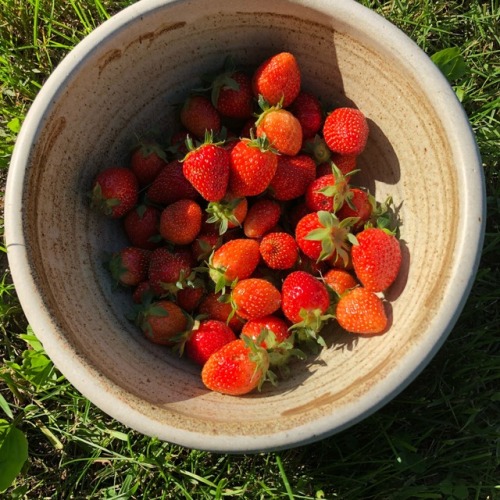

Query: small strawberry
[323,107,369,156]
[136,299,189,345]
[123,204,161,250]
[231,278,281,321]
[201,337,271,395]
[259,232,298,270]
[281,270,332,345]
[191,230,221,262]
[255,102,302,156]
[240,315,290,348]
[323,268,358,296]
[205,192,248,235]
[159,199,202,245]
[208,238,260,292]
[108,247,151,287]
[211,70,254,119]
[252,52,301,108]
[90,166,138,218]
[148,247,193,296]
[336,287,387,335]
[182,133,230,202]
[198,292,245,332]
[183,319,237,366]
[243,198,281,239]
[130,139,168,187]
[289,91,323,139]
[304,166,351,213]
[268,154,316,201]
[351,227,402,292]
[337,188,373,231]
[146,160,199,206]
[132,280,153,304]
[228,135,278,197]
[180,95,221,140]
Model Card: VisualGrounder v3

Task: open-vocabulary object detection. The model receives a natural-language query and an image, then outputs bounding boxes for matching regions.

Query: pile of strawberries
[90,52,403,396]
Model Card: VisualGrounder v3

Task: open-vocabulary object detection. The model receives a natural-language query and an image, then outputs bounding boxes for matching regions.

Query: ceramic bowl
[5,0,485,452]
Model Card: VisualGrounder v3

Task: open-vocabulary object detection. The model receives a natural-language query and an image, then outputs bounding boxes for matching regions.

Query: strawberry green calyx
[89,183,121,216]
[132,138,168,162]
[241,333,275,389]
[254,94,283,125]
[183,129,224,158]
[316,163,355,213]
[304,211,359,265]
[290,308,334,348]
[206,196,246,235]
[244,131,278,154]
[366,195,401,235]
[303,135,331,164]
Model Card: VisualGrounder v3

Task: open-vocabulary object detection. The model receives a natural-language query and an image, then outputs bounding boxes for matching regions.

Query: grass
[0,0,499,498]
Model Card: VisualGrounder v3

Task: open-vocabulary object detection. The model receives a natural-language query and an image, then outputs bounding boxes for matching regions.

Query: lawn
[1,0,499,498]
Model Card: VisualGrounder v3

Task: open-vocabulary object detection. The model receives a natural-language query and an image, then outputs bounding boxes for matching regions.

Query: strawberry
[108,247,151,287]
[123,204,161,250]
[146,160,199,206]
[148,247,193,296]
[136,300,189,345]
[159,199,202,245]
[132,280,153,304]
[205,192,248,235]
[228,136,278,197]
[208,238,260,292]
[305,173,349,213]
[130,140,168,187]
[180,95,221,139]
[191,230,221,262]
[240,315,290,348]
[337,187,373,231]
[243,198,281,239]
[176,286,205,312]
[289,91,323,139]
[268,154,316,201]
[211,70,254,119]
[323,268,358,296]
[184,319,237,366]
[295,210,356,264]
[182,134,230,202]
[90,166,138,218]
[331,153,357,176]
[201,337,271,395]
[255,104,302,156]
[259,232,298,270]
[168,129,190,159]
[198,292,245,332]
[252,52,301,108]
[323,107,369,156]
[231,278,281,320]
[281,270,332,345]
[351,227,402,292]
[295,255,329,276]
[336,287,387,334]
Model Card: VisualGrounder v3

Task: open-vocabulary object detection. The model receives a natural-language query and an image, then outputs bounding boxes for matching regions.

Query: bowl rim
[4,0,486,452]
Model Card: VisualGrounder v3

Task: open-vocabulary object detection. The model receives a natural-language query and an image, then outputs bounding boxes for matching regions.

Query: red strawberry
[201,338,271,395]
[241,315,290,348]
[351,227,402,292]
[305,165,351,213]
[323,107,369,156]
[148,247,193,296]
[137,300,189,345]
[184,319,237,366]
[130,140,168,187]
[191,230,221,262]
[146,160,199,206]
[211,70,254,119]
[323,268,358,296]
[90,166,138,218]
[336,287,387,334]
[259,232,298,270]
[243,199,281,239]
[159,199,202,245]
[268,154,316,201]
[180,95,221,139]
[206,192,248,235]
[295,211,356,264]
[281,270,332,345]
[289,91,323,139]
[231,278,281,320]
[123,204,161,250]
[228,136,278,197]
[208,238,260,292]
[331,153,357,176]
[252,52,301,108]
[256,105,302,156]
[175,286,205,313]
[198,292,245,332]
[108,247,151,287]
[337,188,373,231]
[132,280,153,304]
[182,135,230,202]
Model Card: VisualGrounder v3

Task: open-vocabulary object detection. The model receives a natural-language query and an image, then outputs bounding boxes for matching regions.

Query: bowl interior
[7,0,481,452]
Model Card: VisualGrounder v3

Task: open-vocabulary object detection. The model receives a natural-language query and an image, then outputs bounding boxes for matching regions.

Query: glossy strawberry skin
[130,141,167,187]
[139,300,188,345]
[231,278,282,320]
[214,71,254,119]
[123,205,161,251]
[180,95,221,139]
[323,107,369,156]
[159,199,202,245]
[323,268,358,296]
[256,109,302,156]
[294,212,325,261]
[268,154,316,201]
[148,247,193,296]
[243,199,282,239]
[336,287,387,334]
[259,232,298,270]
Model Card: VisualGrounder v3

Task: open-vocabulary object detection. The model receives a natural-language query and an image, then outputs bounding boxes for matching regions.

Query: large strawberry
[148,247,193,296]
[231,278,281,320]
[243,198,281,239]
[281,270,332,345]
[182,134,230,202]
[201,337,271,395]
[108,247,151,287]
[268,154,316,201]
[323,107,369,156]
[159,199,202,245]
[351,227,402,292]
[228,136,278,197]
[90,166,138,218]
[123,204,161,250]
[180,95,221,139]
[130,139,168,187]
[336,287,387,334]
[252,52,301,107]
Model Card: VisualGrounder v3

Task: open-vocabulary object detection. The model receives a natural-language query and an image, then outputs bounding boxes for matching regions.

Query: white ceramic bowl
[5,0,485,452]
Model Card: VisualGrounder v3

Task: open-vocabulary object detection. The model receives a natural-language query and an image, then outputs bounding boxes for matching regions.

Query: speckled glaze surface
[5,0,485,452]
